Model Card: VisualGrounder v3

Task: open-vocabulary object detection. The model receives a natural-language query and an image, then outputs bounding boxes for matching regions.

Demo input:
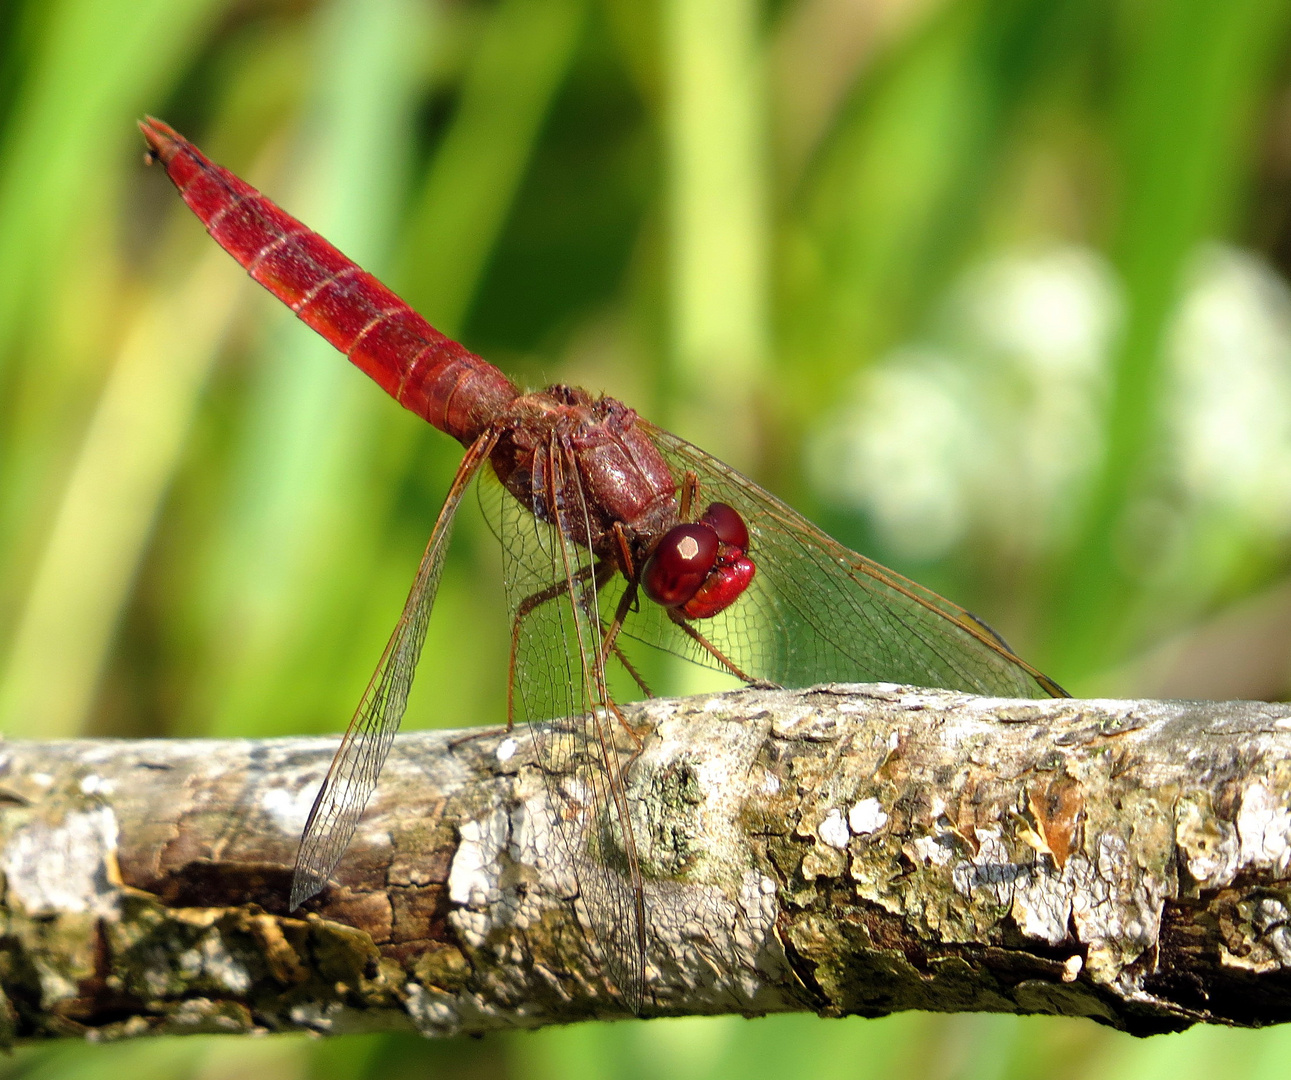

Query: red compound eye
[679,554,756,619]
[642,524,719,607]
[699,502,749,550]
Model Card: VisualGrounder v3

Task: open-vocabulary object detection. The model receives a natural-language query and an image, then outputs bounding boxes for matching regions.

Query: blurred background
[3,0,1291,1074]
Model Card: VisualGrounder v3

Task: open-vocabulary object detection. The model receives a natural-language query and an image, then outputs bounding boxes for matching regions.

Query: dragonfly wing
[290,432,499,910]
[479,452,647,1014]
[630,422,1064,699]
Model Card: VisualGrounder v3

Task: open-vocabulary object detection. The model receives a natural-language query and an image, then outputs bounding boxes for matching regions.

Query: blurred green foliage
[4,0,1291,1074]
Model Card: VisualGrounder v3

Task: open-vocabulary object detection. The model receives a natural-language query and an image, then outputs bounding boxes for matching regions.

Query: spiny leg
[667,609,757,684]
[611,641,654,699]
[602,521,652,698]
[606,696,650,775]
[597,571,637,672]
[598,579,654,744]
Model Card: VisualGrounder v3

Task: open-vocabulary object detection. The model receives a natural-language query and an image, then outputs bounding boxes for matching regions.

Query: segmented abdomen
[140,118,517,445]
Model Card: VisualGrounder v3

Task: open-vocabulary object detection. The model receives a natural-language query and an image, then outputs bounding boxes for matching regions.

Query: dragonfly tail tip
[138,116,182,166]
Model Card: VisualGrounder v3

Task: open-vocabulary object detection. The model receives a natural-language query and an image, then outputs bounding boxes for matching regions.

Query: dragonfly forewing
[290,432,499,911]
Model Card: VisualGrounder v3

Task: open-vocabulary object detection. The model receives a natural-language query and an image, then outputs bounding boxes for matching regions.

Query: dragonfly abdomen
[140,117,518,445]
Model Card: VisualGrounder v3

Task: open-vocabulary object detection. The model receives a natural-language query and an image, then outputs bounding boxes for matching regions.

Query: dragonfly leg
[611,521,637,579]
[678,470,699,521]
[611,642,654,700]
[594,607,655,753]
[446,725,512,755]
[667,610,757,684]
[597,579,655,733]
[606,696,649,759]
[597,576,636,670]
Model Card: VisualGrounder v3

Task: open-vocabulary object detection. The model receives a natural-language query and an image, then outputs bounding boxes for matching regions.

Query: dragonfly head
[641,502,755,619]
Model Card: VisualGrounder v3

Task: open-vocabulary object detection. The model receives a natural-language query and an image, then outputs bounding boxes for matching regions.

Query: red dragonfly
[140,118,1065,1013]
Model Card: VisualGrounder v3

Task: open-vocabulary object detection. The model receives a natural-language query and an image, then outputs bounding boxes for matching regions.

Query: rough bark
[2,683,1291,1042]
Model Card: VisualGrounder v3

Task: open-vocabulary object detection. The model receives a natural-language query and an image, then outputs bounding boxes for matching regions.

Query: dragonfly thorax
[486,387,756,619]
[489,385,680,557]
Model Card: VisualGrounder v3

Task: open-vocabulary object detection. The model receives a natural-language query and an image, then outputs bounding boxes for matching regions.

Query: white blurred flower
[1168,245,1291,537]
[810,234,1291,607]
[810,348,976,560]
[809,245,1118,560]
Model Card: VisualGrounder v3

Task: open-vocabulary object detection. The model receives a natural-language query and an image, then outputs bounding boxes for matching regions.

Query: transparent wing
[617,422,1065,699]
[290,433,498,910]
[478,449,647,1014]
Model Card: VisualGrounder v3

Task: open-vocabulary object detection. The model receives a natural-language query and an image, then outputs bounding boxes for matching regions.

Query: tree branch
[3,684,1291,1041]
